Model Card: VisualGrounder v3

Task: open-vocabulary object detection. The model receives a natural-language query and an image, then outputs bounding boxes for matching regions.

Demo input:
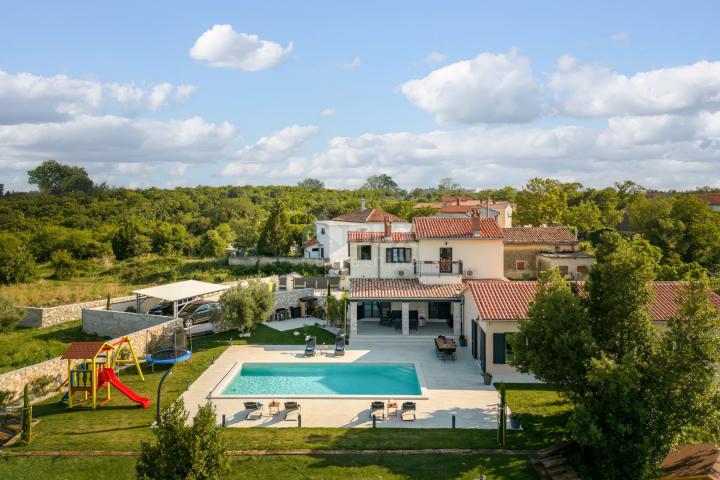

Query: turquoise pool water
[220,363,421,396]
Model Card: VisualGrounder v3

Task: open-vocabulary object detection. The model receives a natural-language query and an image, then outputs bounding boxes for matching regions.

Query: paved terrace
[182,338,510,429]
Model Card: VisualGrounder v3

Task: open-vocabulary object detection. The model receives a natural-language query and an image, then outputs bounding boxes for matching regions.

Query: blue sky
[1,0,719,190]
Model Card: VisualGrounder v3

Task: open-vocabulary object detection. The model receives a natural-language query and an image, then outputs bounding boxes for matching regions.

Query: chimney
[384,216,392,240]
[456,198,460,206]
[471,209,482,237]
[360,198,366,210]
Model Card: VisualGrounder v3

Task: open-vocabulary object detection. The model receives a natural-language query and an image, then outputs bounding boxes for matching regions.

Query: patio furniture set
[243,400,301,421]
[304,334,345,357]
[378,311,419,331]
[369,400,416,421]
[434,335,457,361]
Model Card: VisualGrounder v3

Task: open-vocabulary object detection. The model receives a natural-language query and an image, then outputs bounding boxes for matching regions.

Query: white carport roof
[132,280,230,302]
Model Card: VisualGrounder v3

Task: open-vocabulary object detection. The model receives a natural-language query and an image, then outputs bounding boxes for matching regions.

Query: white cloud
[399,50,543,124]
[343,56,362,69]
[222,124,320,177]
[610,32,629,42]
[424,52,447,63]
[549,57,720,117]
[320,108,336,117]
[0,68,196,123]
[189,24,293,72]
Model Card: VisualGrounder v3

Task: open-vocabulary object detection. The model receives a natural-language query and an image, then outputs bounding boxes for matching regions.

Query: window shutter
[493,333,506,364]
[386,248,392,263]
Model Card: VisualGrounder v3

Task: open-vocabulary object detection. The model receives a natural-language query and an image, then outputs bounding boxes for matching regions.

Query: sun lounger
[284,401,301,421]
[335,335,345,356]
[401,401,416,421]
[370,401,385,420]
[304,336,316,357]
[244,401,263,420]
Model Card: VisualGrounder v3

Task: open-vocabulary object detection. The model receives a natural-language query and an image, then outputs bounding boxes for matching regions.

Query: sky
[1,0,720,191]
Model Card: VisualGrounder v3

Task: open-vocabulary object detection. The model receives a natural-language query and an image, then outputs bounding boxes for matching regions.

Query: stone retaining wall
[19,295,137,328]
[82,310,176,338]
[0,318,182,404]
[228,255,326,267]
[273,288,315,310]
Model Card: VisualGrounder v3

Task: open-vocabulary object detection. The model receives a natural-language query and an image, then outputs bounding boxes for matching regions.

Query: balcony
[414,260,463,276]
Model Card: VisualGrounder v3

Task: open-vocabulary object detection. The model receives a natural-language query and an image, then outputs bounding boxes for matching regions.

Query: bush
[0,390,14,408]
[29,375,55,398]
[0,297,24,332]
[220,282,274,333]
[136,400,228,480]
[0,234,36,284]
[50,250,79,280]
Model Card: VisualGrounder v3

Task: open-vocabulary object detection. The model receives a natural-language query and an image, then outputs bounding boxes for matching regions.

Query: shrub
[0,297,24,332]
[50,250,78,280]
[0,390,14,408]
[220,282,274,333]
[136,400,228,480]
[0,234,36,284]
[29,375,55,398]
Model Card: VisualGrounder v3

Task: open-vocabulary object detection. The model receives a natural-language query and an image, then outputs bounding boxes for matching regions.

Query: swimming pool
[218,363,422,397]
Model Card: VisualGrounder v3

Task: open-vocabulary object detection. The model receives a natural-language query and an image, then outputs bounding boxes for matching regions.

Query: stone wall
[82,310,176,338]
[19,295,137,328]
[228,255,325,267]
[0,318,182,404]
[273,288,315,310]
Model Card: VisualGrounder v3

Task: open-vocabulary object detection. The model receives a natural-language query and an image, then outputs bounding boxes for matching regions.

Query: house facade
[347,214,504,337]
[502,227,594,280]
[415,197,514,228]
[302,203,411,267]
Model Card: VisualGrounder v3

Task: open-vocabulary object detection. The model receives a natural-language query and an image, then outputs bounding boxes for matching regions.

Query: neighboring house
[302,201,411,267]
[502,227,593,280]
[415,197,514,228]
[347,213,504,337]
[646,191,720,212]
[463,281,720,376]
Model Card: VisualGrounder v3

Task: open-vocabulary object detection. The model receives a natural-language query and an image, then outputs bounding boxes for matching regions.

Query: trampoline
[146,348,192,365]
[145,325,192,369]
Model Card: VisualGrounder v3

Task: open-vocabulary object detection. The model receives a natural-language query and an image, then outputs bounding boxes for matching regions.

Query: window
[321,228,326,235]
[358,245,372,260]
[558,265,569,275]
[492,333,515,364]
[386,247,412,263]
[577,265,589,274]
[515,260,526,271]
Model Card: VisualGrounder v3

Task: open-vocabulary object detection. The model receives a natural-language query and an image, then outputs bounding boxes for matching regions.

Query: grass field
[0,455,538,479]
[0,321,106,374]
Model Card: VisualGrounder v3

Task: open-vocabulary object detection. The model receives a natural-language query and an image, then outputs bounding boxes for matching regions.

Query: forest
[1,161,719,306]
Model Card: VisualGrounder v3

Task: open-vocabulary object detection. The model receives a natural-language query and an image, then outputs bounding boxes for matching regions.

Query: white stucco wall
[348,240,418,279]
[316,220,412,266]
[417,239,504,280]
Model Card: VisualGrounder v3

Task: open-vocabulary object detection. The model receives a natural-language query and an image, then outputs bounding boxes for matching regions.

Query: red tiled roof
[413,217,504,239]
[347,232,416,242]
[661,443,720,479]
[467,280,720,321]
[302,237,319,249]
[502,227,577,244]
[695,193,720,205]
[350,278,466,300]
[438,205,478,213]
[467,281,539,320]
[332,208,406,223]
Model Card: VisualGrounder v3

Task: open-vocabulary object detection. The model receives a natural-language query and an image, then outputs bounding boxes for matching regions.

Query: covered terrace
[132,280,231,317]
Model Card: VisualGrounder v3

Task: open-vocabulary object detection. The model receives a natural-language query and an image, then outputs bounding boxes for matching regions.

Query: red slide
[99,367,151,408]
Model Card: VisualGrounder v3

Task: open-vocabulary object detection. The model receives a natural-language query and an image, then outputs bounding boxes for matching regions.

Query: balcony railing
[414,260,463,276]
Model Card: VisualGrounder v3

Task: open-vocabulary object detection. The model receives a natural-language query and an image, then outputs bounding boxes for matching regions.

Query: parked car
[179,300,222,328]
[148,300,175,316]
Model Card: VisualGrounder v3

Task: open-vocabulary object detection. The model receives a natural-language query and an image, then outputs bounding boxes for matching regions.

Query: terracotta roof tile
[502,227,577,244]
[467,280,720,321]
[332,208,406,223]
[302,237,319,248]
[350,278,466,300]
[347,232,416,242]
[413,217,504,239]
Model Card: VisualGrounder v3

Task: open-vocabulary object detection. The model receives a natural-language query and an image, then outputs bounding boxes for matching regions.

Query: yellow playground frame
[61,336,144,409]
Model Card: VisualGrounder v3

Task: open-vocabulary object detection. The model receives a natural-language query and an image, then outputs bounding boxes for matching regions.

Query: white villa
[302,201,411,267]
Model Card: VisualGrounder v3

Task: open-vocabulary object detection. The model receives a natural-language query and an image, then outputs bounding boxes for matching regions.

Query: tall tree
[27,160,94,194]
[257,199,293,256]
[0,234,37,284]
[514,178,569,226]
[362,174,401,195]
[297,178,324,191]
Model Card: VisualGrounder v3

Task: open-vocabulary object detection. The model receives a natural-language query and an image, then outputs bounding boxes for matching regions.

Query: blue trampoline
[146,348,192,365]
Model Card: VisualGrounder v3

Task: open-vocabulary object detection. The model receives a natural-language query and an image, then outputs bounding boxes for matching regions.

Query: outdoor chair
[244,401,263,420]
[370,401,385,420]
[379,315,393,327]
[284,401,301,421]
[334,335,345,356]
[401,402,416,421]
[304,336,316,357]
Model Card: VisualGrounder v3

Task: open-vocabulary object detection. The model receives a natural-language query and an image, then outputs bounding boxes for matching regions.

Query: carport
[133,280,231,317]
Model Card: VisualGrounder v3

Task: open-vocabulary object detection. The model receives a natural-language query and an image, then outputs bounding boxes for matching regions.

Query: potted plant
[458,334,467,347]
[510,413,521,429]
[483,371,492,386]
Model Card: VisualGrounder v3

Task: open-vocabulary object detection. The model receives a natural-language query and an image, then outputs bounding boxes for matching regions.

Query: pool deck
[182,337,513,429]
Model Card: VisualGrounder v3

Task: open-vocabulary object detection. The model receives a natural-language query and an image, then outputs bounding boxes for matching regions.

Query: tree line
[1,161,719,286]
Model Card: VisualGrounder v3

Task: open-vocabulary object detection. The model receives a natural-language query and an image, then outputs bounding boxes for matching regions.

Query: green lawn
[503,383,573,447]
[0,455,537,479]
[0,321,107,374]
